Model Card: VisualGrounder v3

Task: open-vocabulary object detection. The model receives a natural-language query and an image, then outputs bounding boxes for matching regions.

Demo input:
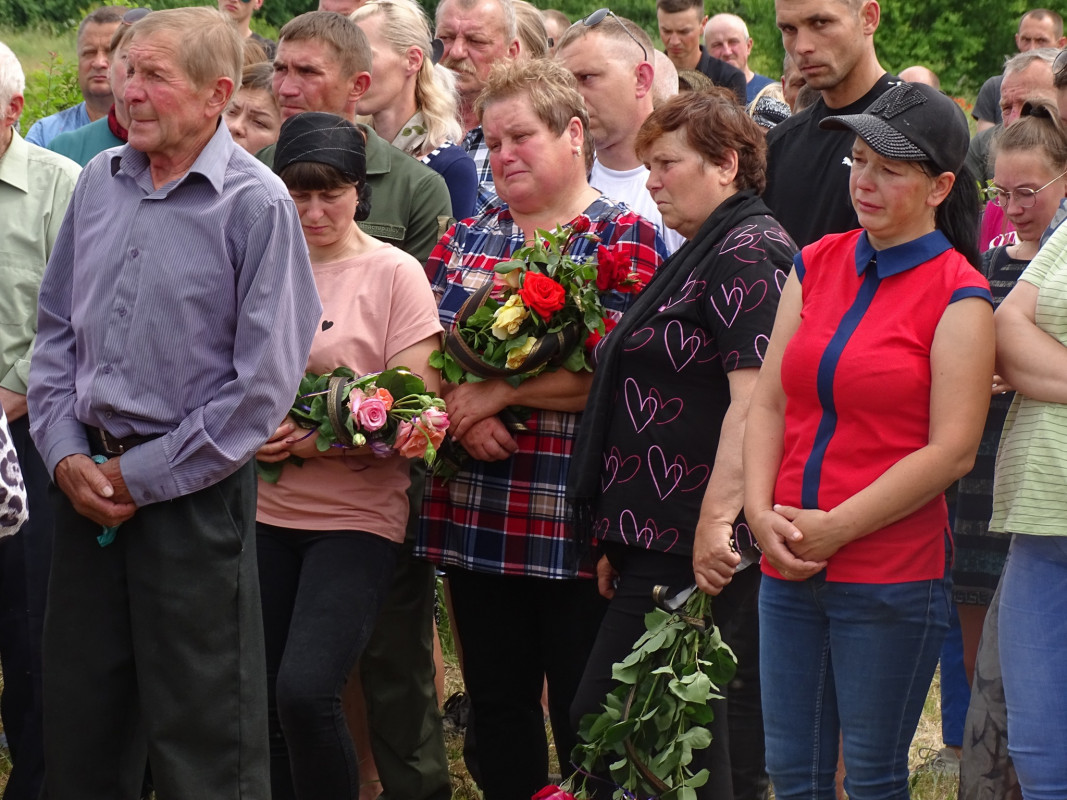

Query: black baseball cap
[819,81,970,175]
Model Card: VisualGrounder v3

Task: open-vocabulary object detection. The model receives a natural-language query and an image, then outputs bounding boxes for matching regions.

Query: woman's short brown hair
[635,87,768,194]
[474,58,592,169]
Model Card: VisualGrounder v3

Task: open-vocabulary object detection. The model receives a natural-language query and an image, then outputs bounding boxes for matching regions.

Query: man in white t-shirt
[556,13,686,253]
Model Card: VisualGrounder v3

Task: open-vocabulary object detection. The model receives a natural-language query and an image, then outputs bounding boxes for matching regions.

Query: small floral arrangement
[537,587,737,800]
[256,366,448,483]
[429,220,642,385]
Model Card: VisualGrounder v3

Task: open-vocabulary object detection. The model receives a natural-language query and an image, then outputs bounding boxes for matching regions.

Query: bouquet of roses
[536,586,737,800]
[256,366,448,483]
[429,220,642,386]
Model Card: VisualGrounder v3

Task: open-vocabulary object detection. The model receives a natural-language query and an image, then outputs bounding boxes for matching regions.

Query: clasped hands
[440,380,518,462]
[55,453,136,528]
[751,504,851,581]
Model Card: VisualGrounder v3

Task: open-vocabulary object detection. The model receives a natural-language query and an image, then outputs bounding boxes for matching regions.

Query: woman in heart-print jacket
[568,88,795,800]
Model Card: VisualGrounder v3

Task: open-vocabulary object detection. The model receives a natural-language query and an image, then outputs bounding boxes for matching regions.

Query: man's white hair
[704,13,750,41]
[0,41,26,113]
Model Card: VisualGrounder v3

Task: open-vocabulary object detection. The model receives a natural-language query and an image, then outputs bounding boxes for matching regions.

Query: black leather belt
[87,426,160,457]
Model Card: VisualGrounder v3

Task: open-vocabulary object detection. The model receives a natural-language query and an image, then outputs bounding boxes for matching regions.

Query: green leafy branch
[568,590,737,800]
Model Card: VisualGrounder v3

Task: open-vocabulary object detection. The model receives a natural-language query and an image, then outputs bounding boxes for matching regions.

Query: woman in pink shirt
[254,112,443,800]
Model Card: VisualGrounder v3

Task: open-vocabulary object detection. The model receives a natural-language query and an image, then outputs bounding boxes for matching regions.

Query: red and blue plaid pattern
[416,197,666,579]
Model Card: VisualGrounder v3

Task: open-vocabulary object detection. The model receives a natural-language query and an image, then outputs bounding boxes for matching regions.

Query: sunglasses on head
[581,7,648,63]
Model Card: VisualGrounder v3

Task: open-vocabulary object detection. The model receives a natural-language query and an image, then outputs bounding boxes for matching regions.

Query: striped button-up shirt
[29,123,321,506]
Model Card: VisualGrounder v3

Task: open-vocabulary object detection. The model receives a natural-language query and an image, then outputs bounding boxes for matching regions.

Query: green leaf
[443,359,464,385]
[679,726,712,750]
[668,673,712,703]
[684,703,714,725]
[560,346,591,373]
[600,718,639,746]
[687,769,710,788]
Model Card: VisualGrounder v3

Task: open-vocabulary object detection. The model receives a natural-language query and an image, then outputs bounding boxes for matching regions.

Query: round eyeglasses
[991,169,1067,209]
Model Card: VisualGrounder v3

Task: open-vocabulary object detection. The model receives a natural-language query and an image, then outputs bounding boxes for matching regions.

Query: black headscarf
[273,111,372,221]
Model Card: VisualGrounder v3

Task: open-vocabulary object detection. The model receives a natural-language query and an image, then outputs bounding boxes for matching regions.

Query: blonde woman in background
[352,0,477,219]
[513,0,549,59]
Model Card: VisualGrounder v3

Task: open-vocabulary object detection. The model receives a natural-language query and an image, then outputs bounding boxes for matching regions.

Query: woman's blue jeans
[999,533,1067,800]
[759,567,950,800]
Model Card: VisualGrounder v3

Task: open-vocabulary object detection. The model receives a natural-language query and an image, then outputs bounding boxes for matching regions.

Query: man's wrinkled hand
[55,454,137,528]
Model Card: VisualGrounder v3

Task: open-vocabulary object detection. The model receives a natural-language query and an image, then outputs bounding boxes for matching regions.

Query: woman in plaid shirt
[416,59,666,799]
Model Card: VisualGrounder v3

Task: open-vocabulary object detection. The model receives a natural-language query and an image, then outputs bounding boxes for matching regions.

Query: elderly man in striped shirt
[27,7,320,799]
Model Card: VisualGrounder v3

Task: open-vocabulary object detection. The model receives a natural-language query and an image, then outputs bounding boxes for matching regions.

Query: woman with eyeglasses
[744,82,994,799]
[953,100,1067,800]
[956,101,1067,673]
[984,101,1067,799]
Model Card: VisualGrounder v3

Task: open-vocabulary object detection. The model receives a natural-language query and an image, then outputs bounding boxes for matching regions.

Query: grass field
[2,25,77,72]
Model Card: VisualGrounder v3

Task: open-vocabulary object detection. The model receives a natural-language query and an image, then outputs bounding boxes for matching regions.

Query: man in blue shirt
[27,8,320,799]
[25,6,123,147]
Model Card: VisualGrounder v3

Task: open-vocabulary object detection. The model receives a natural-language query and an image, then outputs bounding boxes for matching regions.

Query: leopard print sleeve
[0,411,27,535]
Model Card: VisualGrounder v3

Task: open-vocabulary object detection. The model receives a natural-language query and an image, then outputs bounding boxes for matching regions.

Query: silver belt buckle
[99,429,125,455]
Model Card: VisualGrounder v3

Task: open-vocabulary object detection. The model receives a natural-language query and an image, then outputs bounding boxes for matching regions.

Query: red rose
[595,244,630,292]
[585,316,617,351]
[532,786,577,800]
[520,272,567,318]
[570,216,591,234]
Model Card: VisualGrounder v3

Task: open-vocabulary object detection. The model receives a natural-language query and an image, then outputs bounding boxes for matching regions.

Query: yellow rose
[506,336,537,370]
[490,295,529,340]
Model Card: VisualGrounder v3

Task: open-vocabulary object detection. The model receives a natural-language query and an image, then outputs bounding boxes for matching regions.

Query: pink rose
[421,407,450,433]
[357,397,389,432]
[374,387,394,411]
[395,421,428,459]
[348,387,367,418]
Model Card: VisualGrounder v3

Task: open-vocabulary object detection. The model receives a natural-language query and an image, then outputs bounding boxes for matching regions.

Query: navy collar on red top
[854,229,952,278]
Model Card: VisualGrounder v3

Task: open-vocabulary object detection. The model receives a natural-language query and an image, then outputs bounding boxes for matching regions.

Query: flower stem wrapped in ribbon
[429,221,642,386]
[255,366,448,483]
[536,585,737,800]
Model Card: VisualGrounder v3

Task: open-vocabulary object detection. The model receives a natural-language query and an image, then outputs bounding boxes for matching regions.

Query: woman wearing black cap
[253,112,443,800]
[743,82,995,799]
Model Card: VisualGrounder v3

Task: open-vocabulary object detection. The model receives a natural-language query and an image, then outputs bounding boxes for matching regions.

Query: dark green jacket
[258,124,452,266]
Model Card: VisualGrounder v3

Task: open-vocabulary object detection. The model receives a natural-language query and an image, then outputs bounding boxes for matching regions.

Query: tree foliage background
[3,0,1036,95]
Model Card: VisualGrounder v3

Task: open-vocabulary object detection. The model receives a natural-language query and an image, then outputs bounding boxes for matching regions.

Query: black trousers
[360,463,451,800]
[0,417,50,800]
[258,524,400,800]
[570,545,764,800]
[42,461,269,800]
[445,566,609,800]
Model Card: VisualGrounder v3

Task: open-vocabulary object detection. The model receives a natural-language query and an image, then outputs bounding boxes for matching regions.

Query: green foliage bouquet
[539,587,737,800]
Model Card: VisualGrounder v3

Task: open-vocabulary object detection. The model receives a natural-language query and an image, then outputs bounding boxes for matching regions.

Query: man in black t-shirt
[763,0,895,248]
[656,0,747,105]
